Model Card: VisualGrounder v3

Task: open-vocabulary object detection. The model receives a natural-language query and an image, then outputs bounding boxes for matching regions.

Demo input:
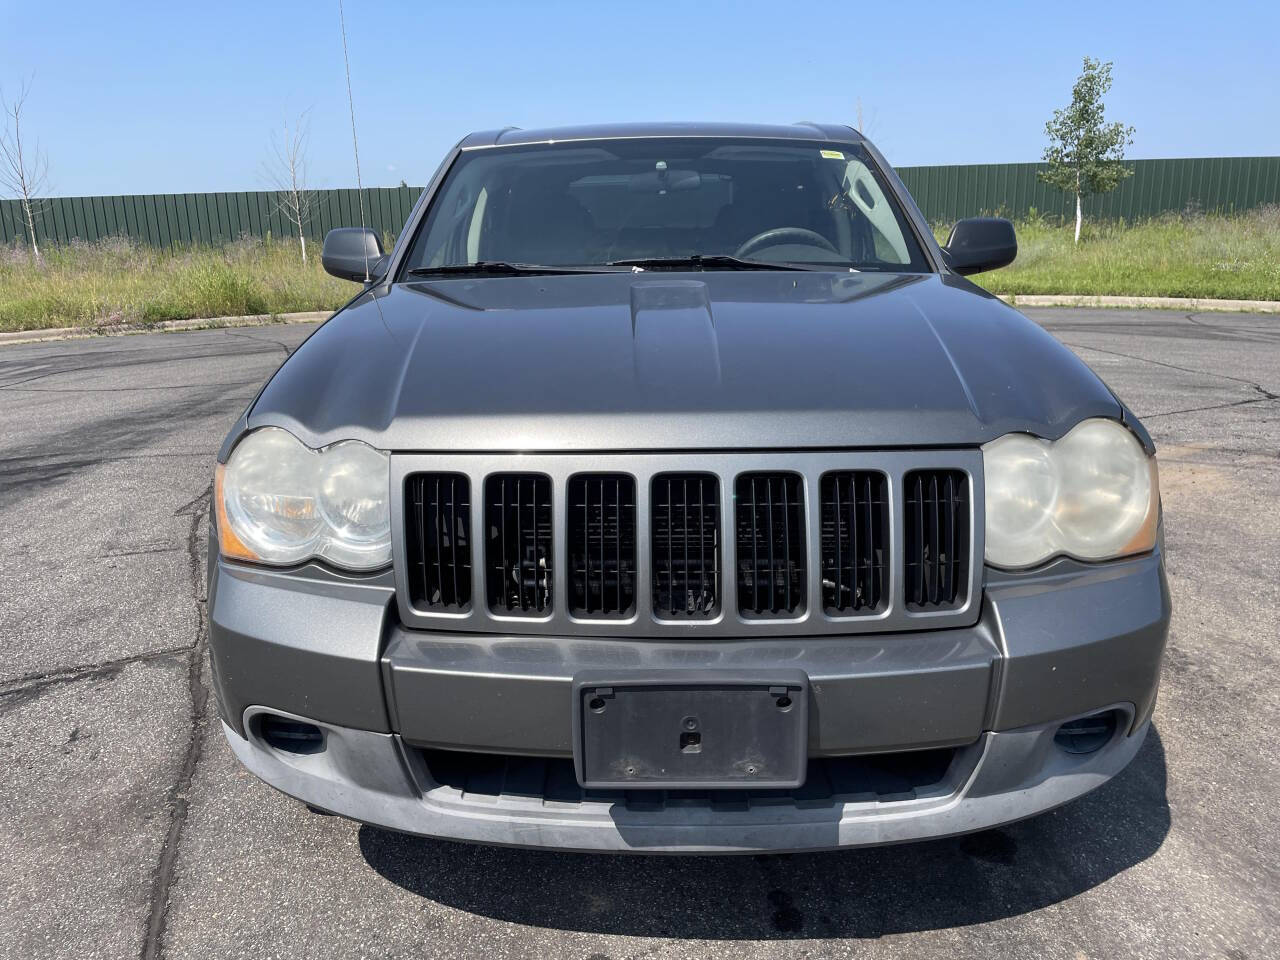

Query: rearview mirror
[942,217,1017,276]
[322,227,386,283]
[628,169,702,192]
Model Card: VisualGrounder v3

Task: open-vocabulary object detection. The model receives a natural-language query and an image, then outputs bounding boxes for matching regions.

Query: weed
[936,207,1280,301]
[0,238,351,332]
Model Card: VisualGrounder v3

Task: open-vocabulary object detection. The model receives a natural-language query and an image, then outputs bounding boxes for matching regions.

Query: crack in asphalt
[0,375,241,512]
[95,545,186,559]
[0,336,262,364]
[1061,335,1280,420]
[0,380,262,394]
[220,328,294,359]
[0,342,280,390]
[1061,339,1279,394]
[1179,311,1280,343]
[1038,311,1280,345]
[1141,390,1280,420]
[0,646,192,710]
[0,451,213,463]
[141,483,213,960]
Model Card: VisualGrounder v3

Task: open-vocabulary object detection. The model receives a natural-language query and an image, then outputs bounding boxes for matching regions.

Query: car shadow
[358,727,1169,940]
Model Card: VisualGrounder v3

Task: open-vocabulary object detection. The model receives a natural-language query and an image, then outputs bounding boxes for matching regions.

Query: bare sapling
[1,78,50,264]
[264,112,315,264]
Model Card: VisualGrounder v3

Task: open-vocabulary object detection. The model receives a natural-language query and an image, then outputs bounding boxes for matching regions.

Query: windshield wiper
[607,254,811,272]
[408,256,820,277]
[406,261,625,278]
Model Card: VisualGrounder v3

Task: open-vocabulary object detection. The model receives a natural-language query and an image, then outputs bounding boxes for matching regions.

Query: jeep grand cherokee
[209,122,1169,853]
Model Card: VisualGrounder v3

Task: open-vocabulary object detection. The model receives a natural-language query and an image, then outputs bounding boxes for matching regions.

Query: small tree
[852,97,880,139]
[0,78,50,264]
[264,113,314,264]
[1039,57,1134,244]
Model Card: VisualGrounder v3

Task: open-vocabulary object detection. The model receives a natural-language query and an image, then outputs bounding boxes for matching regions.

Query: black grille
[820,472,888,614]
[568,475,636,617]
[485,474,553,614]
[405,473,472,611]
[735,472,806,617]
[904,470,969,609]
[651,474,720,618]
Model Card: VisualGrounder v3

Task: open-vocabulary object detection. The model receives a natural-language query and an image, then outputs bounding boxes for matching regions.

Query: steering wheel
[735,227,839,259]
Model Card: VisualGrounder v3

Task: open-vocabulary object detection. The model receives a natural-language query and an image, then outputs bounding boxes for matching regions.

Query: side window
[419,166,486,267]
[465,187,489,262]
[841,159,911,264]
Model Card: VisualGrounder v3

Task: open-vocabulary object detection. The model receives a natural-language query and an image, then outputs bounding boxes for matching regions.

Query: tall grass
[0,236,352,332]
[944,206,1280,301]
[1,208,1277,333]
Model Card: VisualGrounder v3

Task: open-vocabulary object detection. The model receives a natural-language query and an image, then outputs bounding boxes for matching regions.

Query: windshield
[400,138,931,274]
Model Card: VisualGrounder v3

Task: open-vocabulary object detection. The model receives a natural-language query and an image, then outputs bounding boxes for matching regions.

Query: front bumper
[209,542,1169,852]
[226,706,1149,853]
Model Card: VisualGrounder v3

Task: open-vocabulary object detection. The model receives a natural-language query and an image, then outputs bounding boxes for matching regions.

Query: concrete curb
[996,293,1280,313]
[0,310,332,347]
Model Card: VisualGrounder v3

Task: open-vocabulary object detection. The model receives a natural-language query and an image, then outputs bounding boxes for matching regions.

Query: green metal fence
[0,186,421,249]
[896,156,1280,224]
[2,156,1277,249]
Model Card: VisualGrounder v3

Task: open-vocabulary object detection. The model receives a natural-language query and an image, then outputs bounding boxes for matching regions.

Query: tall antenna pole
[338,0,370,281]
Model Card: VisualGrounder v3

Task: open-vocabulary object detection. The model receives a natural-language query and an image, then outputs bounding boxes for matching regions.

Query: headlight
[214,427,391,570]
[983,418,1159,569]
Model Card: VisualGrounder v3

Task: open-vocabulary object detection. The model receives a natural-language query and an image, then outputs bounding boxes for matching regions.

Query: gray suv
[209,123,1169,853]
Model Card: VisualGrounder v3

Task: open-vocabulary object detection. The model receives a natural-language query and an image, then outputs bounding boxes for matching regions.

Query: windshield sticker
[820,149,845,160]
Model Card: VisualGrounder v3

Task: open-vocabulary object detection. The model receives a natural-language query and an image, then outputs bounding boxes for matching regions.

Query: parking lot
[1,307,1276,960]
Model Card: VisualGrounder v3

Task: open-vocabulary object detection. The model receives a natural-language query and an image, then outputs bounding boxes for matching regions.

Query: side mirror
[321,227,386,283]
[942,217,1017,276]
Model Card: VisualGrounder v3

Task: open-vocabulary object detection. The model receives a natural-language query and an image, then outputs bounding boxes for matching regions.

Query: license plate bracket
[572,670,808,790]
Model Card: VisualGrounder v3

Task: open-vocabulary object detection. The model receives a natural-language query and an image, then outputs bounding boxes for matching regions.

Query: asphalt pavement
[0,309,1276,960]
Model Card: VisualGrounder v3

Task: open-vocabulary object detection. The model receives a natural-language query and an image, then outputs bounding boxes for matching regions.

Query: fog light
[259,715,324,754]
[1054,710,1119,755]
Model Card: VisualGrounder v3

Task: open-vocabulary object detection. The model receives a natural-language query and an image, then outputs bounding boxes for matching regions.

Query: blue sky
[2,0,1276,196]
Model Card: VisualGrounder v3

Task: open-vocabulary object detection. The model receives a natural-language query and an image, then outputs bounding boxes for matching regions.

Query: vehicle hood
[241,271,1121,453]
